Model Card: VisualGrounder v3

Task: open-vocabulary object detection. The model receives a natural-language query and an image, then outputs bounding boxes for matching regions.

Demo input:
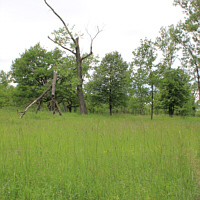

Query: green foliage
[0,70,12,88]
[86,52,129,115]
[174,0,200,100]
[155,25,181,69]
[55,56,79,112]
[51,26,82,50]
[159,68,191,116]
[11,43,63,105]
[174,0,200,32]
[53,54,98,112]
[0,71,14,108]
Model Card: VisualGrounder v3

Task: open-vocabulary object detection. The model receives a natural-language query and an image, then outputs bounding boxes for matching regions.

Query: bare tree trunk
[76,37,87,114]
[36,100,42,114]
[55,101,62,115]
[52,70,62,115]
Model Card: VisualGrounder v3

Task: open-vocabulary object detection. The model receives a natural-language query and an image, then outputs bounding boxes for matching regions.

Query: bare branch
[48,36,76,55]
[81,52,93,61]
[19,86,52,118]
[44,0,76,44]
[81,26,103,61]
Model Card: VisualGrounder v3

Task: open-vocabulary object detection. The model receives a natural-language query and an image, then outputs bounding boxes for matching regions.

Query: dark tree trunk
[169,106,174,117]
[76,37,87,115]
[197,69,200,101]
[109,88,112,116]
[36,100,42,114]
[68,106,72,113]
[109,104,112,116]
[151,84,153,120]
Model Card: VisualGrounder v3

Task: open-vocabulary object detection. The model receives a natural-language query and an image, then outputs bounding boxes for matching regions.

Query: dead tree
[18,70,62,118]
[44,0,102,114]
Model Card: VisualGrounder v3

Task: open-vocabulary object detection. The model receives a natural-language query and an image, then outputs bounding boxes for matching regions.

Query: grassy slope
[0,109,200,199]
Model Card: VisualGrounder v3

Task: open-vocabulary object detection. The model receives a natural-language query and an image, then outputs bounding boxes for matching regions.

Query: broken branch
[82,26,103,61]
[44,0,76,44]
[48,36,76,55]
[19,86,52,119]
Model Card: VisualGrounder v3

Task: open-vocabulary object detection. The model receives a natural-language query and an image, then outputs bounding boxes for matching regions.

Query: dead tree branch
[18,86,52,119]
[48,36,76,55]
[44,0,76,44]
[82,26,103,61]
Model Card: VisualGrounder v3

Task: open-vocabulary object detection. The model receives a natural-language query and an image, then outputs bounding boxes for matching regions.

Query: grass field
[1,108,200,199]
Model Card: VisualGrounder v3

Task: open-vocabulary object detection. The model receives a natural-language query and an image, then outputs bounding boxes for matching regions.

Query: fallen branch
[19,86,52,118]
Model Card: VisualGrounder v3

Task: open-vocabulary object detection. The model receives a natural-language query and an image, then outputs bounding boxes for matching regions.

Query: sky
[0,0,185,73]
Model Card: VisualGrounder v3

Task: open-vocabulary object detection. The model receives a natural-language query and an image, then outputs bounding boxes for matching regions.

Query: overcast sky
[0,0,185,73]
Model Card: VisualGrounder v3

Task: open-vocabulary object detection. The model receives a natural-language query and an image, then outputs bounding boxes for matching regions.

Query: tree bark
[55,101,62,115]
[52,70,62,115]
[76,37,87,114]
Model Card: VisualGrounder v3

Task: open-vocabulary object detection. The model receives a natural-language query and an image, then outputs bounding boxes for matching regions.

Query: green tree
[131,38,158,119]
[87,52,129,115]
[11,43,63,105]
[159,68,191,116]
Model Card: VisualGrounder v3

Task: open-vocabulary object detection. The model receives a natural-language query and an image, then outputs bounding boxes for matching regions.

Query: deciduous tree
[86,52,129,115]
[159,68,191,116]
[132,38,159,119]
[11,43,62,105]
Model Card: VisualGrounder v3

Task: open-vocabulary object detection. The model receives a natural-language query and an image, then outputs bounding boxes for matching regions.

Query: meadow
[0,108,200,199]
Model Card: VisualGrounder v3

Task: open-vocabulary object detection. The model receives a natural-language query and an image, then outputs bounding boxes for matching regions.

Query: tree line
[0,0,199,117]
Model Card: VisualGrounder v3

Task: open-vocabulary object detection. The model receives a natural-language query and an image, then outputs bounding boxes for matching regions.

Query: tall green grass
[0,109,200,199]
